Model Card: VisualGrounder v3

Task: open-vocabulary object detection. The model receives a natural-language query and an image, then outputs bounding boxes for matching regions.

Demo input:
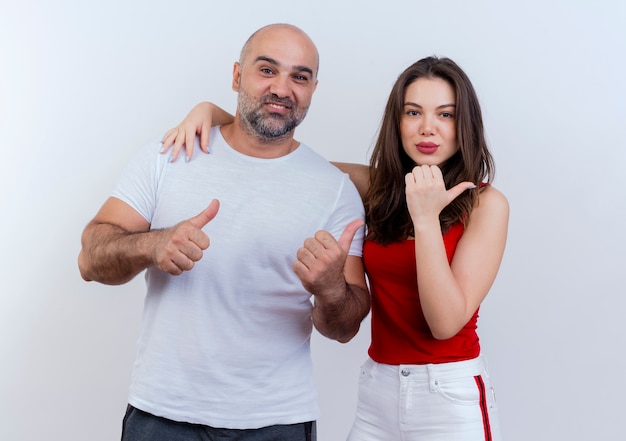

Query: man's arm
[78,197,219,285]
[310,255,369,343]
[293,220,370,343]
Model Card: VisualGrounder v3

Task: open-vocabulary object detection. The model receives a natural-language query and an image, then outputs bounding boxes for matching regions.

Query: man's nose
[269,75,291,98]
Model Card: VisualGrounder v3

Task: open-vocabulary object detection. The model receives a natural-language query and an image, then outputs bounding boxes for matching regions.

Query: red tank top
[364,222,480,365]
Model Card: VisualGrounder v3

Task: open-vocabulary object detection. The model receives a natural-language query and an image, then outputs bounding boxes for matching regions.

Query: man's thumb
[190,199,220,228]
[337,219,365,252]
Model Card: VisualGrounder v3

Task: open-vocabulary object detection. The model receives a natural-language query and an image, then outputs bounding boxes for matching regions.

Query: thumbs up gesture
[152,199,220,275]
[405,165,475,223]
[293,219,364,294]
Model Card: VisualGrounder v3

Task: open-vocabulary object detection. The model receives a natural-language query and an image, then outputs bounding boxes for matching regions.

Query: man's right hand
[152,199,220,275]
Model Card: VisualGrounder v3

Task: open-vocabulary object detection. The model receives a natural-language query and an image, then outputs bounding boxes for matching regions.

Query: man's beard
[238,90,308,142]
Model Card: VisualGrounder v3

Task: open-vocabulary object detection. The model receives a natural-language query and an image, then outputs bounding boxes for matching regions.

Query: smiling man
[78,24,369,441]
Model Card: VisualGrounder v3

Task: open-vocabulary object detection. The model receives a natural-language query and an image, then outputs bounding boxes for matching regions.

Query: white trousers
[347,356,501,441]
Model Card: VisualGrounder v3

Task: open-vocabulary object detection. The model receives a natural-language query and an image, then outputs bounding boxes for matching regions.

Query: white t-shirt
[111,126,365,429]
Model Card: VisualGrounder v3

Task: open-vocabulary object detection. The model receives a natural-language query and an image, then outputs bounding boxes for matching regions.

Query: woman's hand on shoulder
[160,102,235,163]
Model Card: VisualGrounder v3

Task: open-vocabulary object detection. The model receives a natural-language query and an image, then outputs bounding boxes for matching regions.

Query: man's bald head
[239,23,319,78]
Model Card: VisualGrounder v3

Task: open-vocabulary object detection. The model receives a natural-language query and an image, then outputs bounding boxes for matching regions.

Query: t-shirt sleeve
[326,174,365,257]
[110,141,164,224]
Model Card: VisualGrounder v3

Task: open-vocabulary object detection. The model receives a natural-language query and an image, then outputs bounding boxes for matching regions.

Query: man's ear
[232,62,241,91]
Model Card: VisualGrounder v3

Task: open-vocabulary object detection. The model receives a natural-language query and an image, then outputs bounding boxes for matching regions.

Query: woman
[162,56,509,441]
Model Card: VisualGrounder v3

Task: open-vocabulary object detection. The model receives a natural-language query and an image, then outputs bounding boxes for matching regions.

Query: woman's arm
[331,162,370,201]
[406,166,509,339]
[161,108,373,203]
[161,102,234,162]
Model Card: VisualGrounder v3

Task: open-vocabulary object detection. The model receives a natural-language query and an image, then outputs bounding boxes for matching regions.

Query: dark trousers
[121,405,316,441]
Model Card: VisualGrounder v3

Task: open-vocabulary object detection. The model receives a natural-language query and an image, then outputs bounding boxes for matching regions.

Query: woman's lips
[416,142,438,154]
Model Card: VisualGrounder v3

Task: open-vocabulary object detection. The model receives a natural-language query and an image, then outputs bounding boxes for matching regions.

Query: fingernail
[468,184,477,189]
[169,154,174,163]
[185,155,190,163]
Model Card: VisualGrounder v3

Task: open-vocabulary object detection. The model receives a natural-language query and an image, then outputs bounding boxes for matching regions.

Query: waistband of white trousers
[367,355,488,381]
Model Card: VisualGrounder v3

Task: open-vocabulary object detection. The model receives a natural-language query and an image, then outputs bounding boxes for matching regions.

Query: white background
[1,1,625,439]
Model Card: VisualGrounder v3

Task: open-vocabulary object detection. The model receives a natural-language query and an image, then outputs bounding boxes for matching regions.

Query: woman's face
[400,77,459,167]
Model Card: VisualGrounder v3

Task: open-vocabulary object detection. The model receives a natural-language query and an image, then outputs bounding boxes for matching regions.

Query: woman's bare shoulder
[470,184,510,227]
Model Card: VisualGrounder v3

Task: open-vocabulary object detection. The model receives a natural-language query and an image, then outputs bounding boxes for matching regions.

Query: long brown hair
[365,56,494,245]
